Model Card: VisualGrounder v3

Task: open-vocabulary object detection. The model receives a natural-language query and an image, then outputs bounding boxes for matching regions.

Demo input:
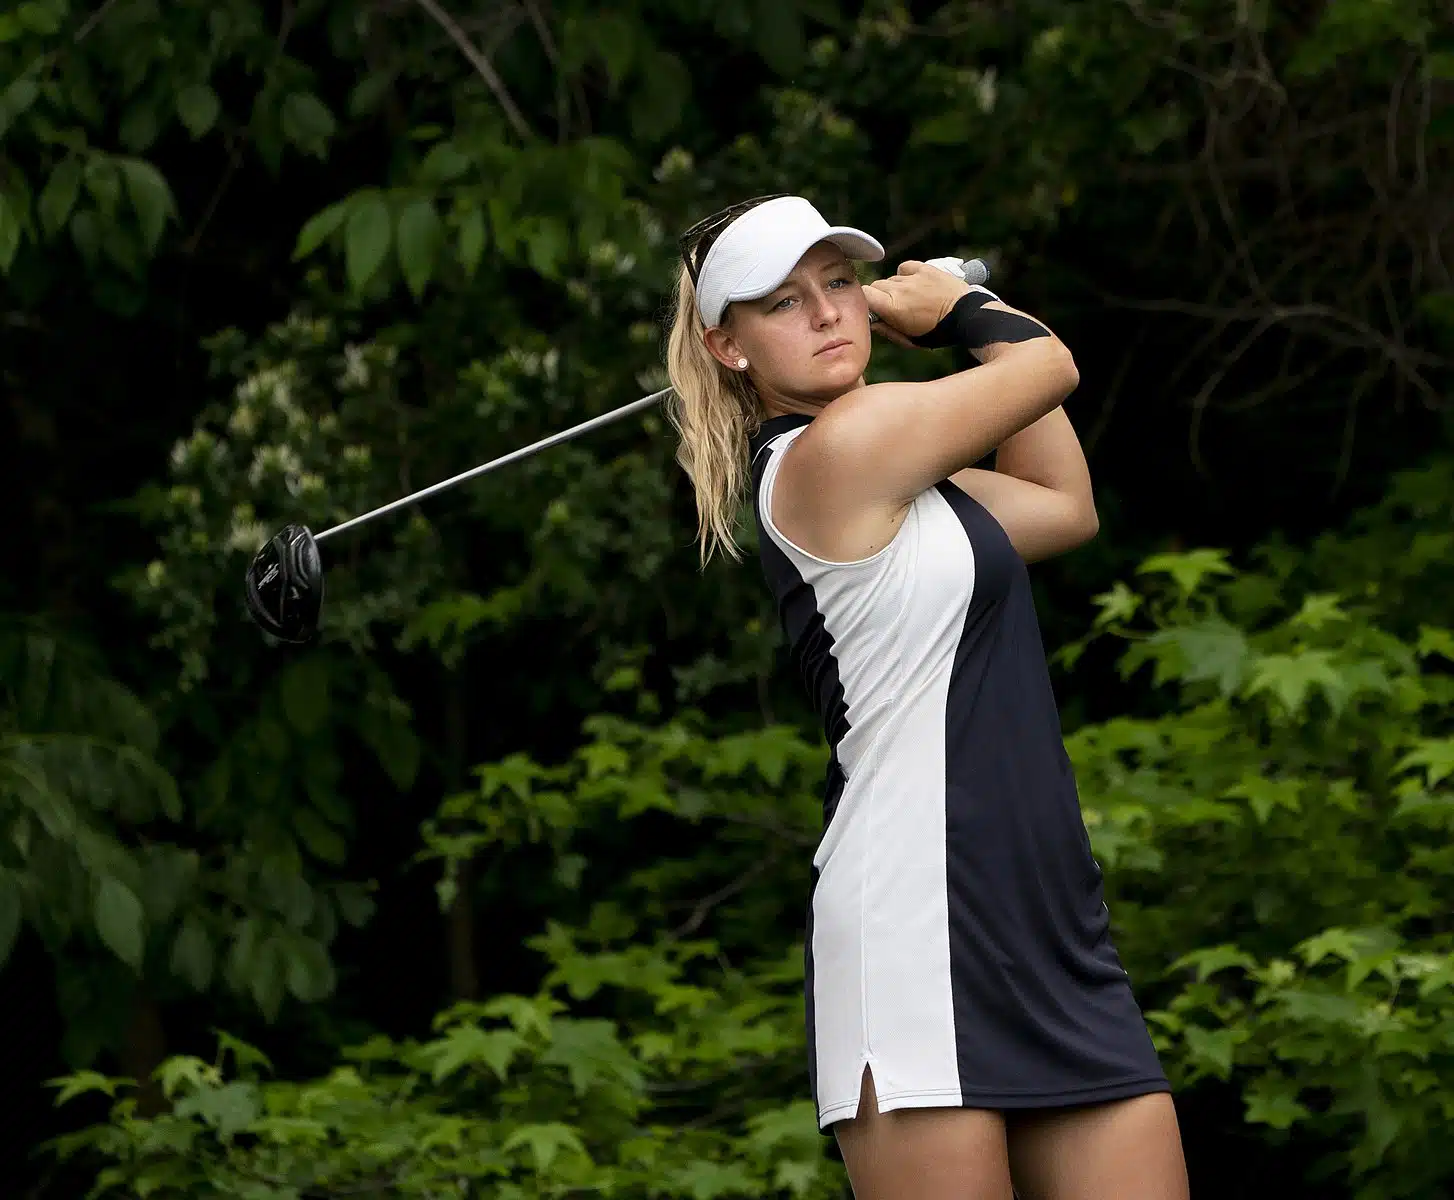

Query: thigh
[833,1067,1015,1200]
[1006,1091,1190,1200]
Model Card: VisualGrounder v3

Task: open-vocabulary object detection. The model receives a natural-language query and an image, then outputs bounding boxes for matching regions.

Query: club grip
[869,257,991,325]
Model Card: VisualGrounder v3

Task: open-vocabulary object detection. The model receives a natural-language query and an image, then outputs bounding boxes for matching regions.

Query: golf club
[243,387,671,644]
[243,255,990,645]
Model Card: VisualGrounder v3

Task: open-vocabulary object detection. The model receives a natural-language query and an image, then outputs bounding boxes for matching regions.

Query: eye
[828,276,852,289]
[771,296,795,311]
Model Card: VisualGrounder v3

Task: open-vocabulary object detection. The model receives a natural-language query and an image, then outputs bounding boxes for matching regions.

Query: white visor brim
[695,196,884,328]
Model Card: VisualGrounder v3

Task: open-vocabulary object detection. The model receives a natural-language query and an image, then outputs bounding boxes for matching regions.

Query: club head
[244,524,324,644]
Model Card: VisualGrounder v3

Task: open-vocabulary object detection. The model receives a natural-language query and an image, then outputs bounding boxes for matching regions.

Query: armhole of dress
[756,432,910,572]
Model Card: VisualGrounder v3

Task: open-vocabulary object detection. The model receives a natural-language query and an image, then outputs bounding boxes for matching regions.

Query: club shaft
[314,387,672,544]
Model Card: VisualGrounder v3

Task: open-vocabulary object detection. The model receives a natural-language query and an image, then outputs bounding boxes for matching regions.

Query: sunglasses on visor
[678,194,790,286]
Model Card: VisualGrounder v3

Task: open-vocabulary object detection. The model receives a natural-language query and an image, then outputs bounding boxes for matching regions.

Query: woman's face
[705,242,871,407]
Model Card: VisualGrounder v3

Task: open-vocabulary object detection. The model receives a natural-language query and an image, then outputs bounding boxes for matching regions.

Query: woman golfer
[664,195,1190,1200]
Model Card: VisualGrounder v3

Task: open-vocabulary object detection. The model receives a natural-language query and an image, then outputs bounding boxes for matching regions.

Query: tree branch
[413,0,536,142]
[669,851,780,940]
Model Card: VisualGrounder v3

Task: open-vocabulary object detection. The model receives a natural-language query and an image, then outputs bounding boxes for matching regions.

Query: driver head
[244,524,323,644]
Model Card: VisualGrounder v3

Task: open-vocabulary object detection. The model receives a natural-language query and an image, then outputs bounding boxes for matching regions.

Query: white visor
[694,196,884,328]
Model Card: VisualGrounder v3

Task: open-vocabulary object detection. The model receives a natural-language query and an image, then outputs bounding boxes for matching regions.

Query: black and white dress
[748,413,1170,1131]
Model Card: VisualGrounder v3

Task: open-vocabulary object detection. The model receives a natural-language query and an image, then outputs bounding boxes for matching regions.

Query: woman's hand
[863,261,970,347]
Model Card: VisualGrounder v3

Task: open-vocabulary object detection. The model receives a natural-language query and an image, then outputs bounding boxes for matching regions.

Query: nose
[807,286,841,329]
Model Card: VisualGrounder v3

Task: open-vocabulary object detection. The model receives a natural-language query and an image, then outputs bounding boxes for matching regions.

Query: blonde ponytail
[664,261,761,567]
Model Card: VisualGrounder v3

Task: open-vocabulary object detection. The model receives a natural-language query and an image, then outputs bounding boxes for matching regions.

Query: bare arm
[949,405,1099,564]
[774,328,1079,562]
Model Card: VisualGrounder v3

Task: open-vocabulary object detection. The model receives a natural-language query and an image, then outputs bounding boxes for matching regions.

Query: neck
[756,376,866,422]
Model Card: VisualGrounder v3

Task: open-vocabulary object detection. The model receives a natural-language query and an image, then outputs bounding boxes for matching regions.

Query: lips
[815,339,853,356]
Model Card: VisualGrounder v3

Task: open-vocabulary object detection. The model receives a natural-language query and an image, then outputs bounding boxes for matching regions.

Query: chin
[804,352,867,396]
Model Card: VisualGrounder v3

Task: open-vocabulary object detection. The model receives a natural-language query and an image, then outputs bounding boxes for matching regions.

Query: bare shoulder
[766,342,1078,560]
[783,382,921,479]
[767,382,922,563]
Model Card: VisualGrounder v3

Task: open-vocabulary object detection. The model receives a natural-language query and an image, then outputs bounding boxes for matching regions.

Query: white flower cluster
[169,429,219,474]
[227,511,272,553]
[505,346,561,381]
[247,443,306,489]
[235,363,309,435]
[339,344,372,390]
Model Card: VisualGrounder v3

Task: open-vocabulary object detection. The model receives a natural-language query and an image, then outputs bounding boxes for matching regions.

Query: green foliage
[3,0,1451,1194]
[48,714,838,1197]
[1057,462,1454,1199]
[0,609,386,1062]
[47,457,1454,1197]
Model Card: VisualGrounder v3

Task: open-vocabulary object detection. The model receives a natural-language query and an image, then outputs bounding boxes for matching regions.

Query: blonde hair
[664,261,761,566]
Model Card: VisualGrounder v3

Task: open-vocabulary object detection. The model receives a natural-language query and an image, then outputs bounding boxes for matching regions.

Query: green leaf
[70,209,99,265]
[293,810,347,866]
[118,103,159,152]
[0,192,20,272]
[170,916,213,991]
[39,157,81,236]
[1417,625,1454,661]
[173,1081,261,1141]
[333,884,375,928]
[458,206,486,277]
[421,1024,525,1082]
[370,723,420,791]
[418,142,472,184]
[0,870,21,969]
[539,1018,642,1096]
[1397,738,1454,787]
[1170,943,1257,982]
[215,1031,274,1077]
[293,199,351,261]
[155,1055,218,1100]
[1137,548,1235,598]
[1224,775,1301,824]
[1161,620,1250,694]
[0,77,39,140]
[629,51,691,142]
[279,92,335,158]
[176,84,221,138]
[1182,1024,1237,1079]
[1244,1076,1312,1130]
[279,658,330,735]
[117,158,175,252]
[140,847,197,924]
[94,876,145,970]
[1091,580,1141,627]
[348,71,396,117]
[83,156,121,216]
[663,1159,759,1200]
[589,15,637,89]
[48,1069,125,1108]
[910,110,974,147]
[775,1160,821,1196]
[284,937,335,1002]
[344,193,391,291]
[17,1,64,35]
[525,218,569,278]
[500,1122,587,1173]
[745,1101,820,1153]
[249,936,286,1021]
[1296,926,1371,968]
[395,199,443,300]
[753,0,805,76]
[1244,650,1344,716]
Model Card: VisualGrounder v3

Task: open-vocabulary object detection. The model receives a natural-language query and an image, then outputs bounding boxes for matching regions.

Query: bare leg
[833,1067,1016,1200]
[1006,1092,1190,1200]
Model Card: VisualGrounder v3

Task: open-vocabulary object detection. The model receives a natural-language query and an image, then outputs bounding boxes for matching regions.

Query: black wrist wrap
[912,287,1052,350]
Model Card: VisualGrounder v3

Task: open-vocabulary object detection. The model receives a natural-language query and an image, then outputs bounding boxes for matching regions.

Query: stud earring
[736,358,748,369]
